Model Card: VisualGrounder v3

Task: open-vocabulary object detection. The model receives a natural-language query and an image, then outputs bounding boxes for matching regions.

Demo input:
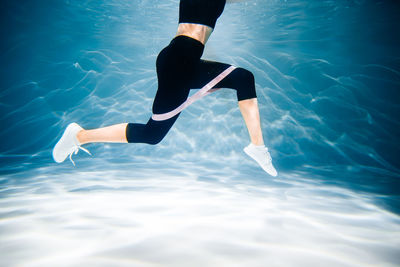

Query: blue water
[1,0,400,266]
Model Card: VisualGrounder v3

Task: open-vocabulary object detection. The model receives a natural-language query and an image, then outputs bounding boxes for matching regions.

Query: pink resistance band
[152,65,237,121]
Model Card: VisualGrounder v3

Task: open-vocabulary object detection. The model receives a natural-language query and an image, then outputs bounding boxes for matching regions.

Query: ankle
[251,141,264,147]
[76,130,85,145]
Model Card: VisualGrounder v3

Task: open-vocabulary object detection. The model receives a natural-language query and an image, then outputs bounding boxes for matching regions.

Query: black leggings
[126,35,257,145]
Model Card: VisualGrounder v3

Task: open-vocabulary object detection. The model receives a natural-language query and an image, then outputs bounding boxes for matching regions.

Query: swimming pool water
[1,0,399,266]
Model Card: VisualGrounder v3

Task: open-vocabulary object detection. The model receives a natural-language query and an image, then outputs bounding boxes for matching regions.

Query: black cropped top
[179,0,226,29]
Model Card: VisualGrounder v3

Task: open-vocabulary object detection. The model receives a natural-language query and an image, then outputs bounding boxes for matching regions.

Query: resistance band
[152,65,236,121]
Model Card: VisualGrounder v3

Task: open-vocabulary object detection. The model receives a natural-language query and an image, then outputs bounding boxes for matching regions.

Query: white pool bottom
[0,166,399,267]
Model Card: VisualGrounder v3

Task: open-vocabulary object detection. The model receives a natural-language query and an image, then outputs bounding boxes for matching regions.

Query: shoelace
[247,145,272,164]
[69,145,92,166]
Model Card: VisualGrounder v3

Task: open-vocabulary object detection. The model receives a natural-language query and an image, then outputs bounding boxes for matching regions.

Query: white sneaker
[52,123,91,166]
[243,143,278,177]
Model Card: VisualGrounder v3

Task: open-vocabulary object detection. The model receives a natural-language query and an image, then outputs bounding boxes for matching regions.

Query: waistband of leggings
[170,35,205,52]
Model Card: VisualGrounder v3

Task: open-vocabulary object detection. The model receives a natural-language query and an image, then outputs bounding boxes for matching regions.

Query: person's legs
[75,114,180,146]
[53,115,180,165]
[74,77,264,147]
[75,63,264,146]
[189,60,264,145]
[189,60,277,176]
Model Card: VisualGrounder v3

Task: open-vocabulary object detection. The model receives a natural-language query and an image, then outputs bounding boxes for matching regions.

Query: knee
[234,67,255,86]
[126,122,168,145]
[232,68,257,101]
[128,130,165,145]
[147,134,164,145]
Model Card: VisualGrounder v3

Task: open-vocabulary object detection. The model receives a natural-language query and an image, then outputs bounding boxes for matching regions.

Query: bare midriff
[176,23,213,45]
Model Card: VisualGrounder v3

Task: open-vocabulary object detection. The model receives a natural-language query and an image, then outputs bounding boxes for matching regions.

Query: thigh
[189,60,235,90]
[189,60,257,101]
[153,64,190,115]
[152,83,190,115]
[153,46,193,115]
